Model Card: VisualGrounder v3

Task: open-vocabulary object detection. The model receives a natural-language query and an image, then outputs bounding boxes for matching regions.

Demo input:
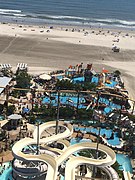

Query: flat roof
[0,76,12,94]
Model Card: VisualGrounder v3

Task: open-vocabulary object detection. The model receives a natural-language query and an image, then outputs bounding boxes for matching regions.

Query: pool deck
[72,132,97,142]
[131,159,135,171]
[0,151,13,163]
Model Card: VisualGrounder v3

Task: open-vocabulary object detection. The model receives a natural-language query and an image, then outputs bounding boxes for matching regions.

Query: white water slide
[12,121,118,180]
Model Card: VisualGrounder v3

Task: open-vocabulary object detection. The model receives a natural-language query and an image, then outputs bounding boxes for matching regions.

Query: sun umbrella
[23,108,30,113]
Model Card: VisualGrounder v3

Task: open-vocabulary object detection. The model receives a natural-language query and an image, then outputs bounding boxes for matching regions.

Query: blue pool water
[43,93,121,113]
[70,138,91,156]
[56,75,64,80]
[91,76,99,84]
[60,175,65,180]
[72,76,84,83]
[98,97,121,115]
[74,127,121,146]
[43,95,86,109]
[72,76,98,84]
[116,154,133,173]
[105,80,117,88]
[70,138,91,145]
[0,115,4,121]
[0,162,12,180]
[99,97,121,109]
[72,76,117,88]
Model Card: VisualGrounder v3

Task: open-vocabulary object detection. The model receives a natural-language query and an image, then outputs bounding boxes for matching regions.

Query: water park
[0,63,134,180]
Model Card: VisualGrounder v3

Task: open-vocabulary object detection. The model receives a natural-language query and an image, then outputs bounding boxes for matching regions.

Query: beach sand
[0,23,135,99]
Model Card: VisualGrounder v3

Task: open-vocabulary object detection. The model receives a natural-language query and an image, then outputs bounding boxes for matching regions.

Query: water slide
[12,121,118,180]
[101,166,119,180]
[12,121,73,180]
[61,143,116,180]
[123,171,132,180]
[33,121,73,144]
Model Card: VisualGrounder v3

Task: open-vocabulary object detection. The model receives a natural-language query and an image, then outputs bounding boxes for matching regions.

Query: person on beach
[1,157,3,166]
[2,157,3,163]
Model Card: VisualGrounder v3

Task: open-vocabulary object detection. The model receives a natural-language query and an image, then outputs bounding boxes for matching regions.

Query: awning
[0,76,12,94]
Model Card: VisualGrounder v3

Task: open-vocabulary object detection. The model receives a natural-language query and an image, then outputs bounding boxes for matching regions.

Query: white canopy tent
[39,74,51,80]
[8,114,22,120]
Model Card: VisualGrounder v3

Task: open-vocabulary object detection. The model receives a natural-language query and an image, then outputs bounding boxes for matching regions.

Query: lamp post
[96,117,101,159]
[5,85,10,118]
[76,91,80,117]
[132,101,135,114]
[96,91,100,107]
[31,88,36,114]
[36,122,40,155]
[55,90,60,135]
[92,91,101,178]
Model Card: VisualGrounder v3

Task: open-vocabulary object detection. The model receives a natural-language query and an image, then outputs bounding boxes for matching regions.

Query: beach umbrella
[23,108,30,114]
[39,73,51,80]
[8,114,22,120]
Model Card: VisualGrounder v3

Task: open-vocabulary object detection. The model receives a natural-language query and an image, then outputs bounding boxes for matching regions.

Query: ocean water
[0,0,135,29]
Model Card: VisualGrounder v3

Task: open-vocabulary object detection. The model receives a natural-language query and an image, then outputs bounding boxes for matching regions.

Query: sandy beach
[0,23,135,99]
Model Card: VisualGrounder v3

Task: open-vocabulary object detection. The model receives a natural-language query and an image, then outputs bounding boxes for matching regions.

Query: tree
[59,107,74,118]
[78,149,108,179]
[0,104,4,114]
[114,70,121,77]
[15,71,31,95]
[55,79,74,90]
[78,109,93,119]
[1,68,13,77]
[82,82,97,91]
[112,162,124,179]
[7,105,15,115]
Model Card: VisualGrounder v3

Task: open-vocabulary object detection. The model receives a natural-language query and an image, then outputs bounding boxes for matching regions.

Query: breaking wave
[0,8,135,29]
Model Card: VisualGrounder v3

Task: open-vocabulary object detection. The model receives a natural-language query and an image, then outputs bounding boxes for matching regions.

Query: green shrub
[59,107,74,118]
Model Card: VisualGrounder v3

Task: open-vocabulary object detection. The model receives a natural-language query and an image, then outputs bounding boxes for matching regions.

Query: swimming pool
[98,97,121,115]
[0,162,12,180]
[70,138,91,145]
[70,138,91,157]
[43,95,87,109]
[56,75,64,80]
[74,126,121,146]
[60,175,65,180]
[72,76,99,84]
[116,154,133,173]
[72,76,118,89]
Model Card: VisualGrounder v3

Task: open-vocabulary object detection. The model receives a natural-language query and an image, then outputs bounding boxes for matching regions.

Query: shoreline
[1,15,135,31]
